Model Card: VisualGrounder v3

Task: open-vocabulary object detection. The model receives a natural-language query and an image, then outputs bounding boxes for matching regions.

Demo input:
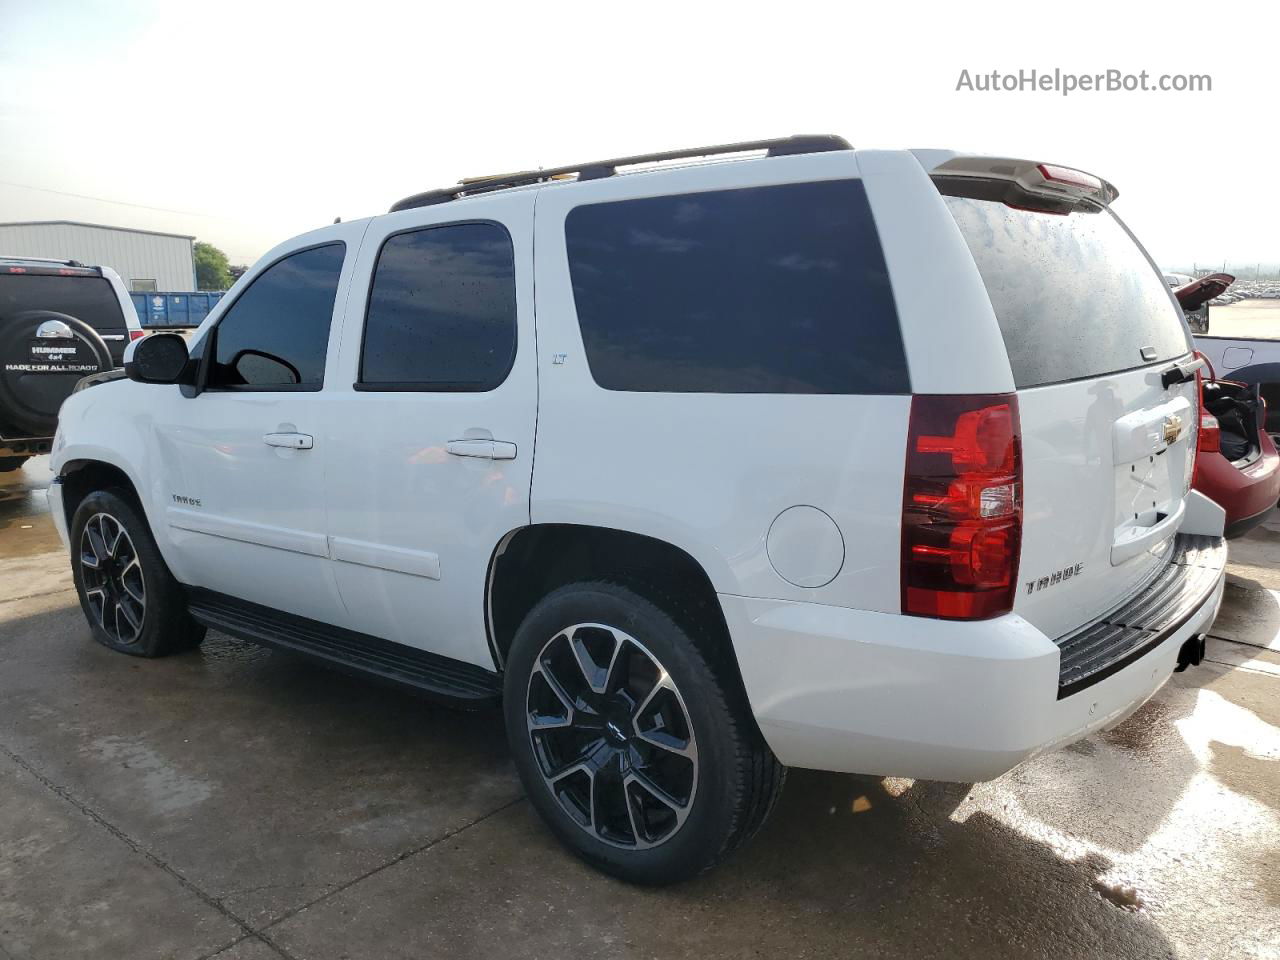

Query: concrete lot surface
[2,457,1279,959]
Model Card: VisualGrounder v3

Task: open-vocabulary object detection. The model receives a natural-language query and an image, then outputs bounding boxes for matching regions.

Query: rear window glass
[941,184,1191,388]
[0,274,126,331]
[564,180,907,394]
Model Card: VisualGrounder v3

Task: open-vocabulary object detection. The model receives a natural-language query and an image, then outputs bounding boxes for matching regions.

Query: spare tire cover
[0,309,112,436]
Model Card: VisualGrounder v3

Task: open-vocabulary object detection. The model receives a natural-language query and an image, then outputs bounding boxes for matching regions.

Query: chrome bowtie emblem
[1163,414,1183,446]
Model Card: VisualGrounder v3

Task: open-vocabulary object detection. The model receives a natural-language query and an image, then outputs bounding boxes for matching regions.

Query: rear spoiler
[1174,273,1235,312]
[911,150,1119,206]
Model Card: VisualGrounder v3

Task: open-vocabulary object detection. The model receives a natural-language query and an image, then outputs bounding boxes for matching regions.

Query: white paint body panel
[857,151,1014,395]
[153,390,340,625]
[320,192,537,668]
[725,574,1222,780]
[765,506,845,588]
[1014,371,1198,639]
[1181,489,1227,537]
[144,219,371,625]
[531,153,908,613]
[100,266,145,336]
[49,145,1228,783]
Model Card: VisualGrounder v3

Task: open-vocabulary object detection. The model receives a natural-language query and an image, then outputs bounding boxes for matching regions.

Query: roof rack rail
[0,254,87,268]
[388,134,852,213]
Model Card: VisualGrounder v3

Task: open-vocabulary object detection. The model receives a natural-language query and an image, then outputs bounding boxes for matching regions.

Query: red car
[1177,276,1280,537]
[1175,271,1233,334]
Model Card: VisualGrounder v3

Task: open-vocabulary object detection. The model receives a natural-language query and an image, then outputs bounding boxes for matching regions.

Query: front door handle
[446,439,516,460]
[263,432,314,450]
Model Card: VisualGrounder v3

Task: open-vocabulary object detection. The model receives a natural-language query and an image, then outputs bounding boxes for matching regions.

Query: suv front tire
[503,580,784,884]
[70,488,205,657]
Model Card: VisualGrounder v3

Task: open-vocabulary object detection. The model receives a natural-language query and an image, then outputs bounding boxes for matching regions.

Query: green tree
[194,241,232,291]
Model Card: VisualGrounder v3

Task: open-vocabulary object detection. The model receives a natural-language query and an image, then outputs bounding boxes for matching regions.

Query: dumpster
[129,291,225,328]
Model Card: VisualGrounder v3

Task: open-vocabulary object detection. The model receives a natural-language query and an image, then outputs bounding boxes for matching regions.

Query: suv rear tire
[503,580,784,884]
[70,489,205,657]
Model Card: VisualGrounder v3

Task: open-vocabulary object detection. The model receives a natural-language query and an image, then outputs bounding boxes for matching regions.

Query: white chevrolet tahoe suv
[48,136,1228,884]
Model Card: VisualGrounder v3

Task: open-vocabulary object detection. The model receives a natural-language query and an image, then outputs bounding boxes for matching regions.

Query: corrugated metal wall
[0,222,195,291]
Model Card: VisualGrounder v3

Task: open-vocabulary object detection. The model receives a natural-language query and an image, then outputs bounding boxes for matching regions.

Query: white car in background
[48,137,1227,883]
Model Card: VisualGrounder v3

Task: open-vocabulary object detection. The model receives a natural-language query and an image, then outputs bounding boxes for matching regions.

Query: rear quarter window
[941,184,1191,388]
[564,179,907,394]
[0,274,126,331]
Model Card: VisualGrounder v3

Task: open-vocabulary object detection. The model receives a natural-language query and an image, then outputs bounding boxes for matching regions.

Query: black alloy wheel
[526,622,699,849]
[79,511,147,645]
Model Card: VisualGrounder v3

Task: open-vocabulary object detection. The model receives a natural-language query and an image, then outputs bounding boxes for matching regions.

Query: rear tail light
[129,330,147,341]
[1198,412,1220,453]
[902,394,1022,620]
[1190,367,1214,489]
[1194,366,1220,455]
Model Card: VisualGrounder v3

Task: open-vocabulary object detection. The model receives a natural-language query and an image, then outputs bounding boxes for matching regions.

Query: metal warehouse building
[0,220,195,292]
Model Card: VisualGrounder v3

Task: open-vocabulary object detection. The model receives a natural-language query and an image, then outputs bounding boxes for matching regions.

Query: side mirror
[124,332,190,385]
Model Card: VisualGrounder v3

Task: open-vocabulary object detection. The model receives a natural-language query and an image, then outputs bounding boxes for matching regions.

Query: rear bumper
[723,537,1226,782]
[1194,445,1280,537]
[1225,503,1277,539]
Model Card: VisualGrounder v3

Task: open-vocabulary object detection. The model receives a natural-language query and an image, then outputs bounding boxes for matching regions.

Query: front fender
[52,383,181,570]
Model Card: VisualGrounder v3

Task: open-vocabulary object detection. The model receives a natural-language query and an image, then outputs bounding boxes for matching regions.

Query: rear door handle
[446,439,516,460]
[263,432,314,450]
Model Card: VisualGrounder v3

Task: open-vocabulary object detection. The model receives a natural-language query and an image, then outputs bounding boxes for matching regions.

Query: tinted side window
[207,243,344,390]
[564,180,906,394]
[0,275,126,331]
[359,223,516,390]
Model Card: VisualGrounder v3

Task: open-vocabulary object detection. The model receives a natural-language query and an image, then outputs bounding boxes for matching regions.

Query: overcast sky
[1,0,1275,270]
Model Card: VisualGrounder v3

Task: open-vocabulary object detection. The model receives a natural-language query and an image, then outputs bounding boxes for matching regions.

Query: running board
[186,588,501,706]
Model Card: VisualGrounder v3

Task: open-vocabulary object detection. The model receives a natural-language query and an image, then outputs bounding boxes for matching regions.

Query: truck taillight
[1198,412,1220,453]
[129,330,147,341]
[902,394,1022,620]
